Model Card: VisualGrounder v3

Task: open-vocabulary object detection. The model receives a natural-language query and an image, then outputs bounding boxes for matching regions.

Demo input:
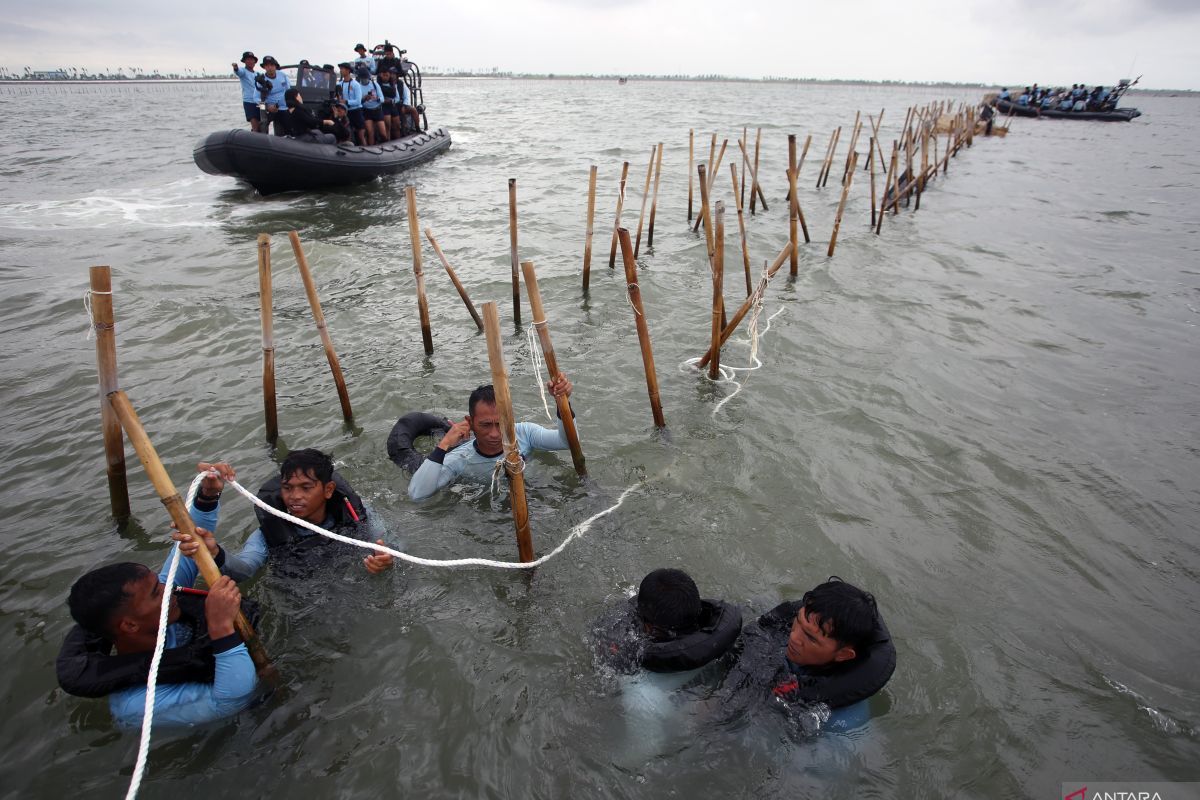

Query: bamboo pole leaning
[687,129,694,222]
[634,145,655,258]
[693,139,728,233]
[405,186,435,355]
[647,143,664,249]
[827,151,859,257]
[708,201,726,380]
[841,112,862,186]
[582,164,598,292]
[480,303,534,562]
[786,167,811,258]
[696,242,792,370]
[508,178,521,325]
[90,265,130,519]
[730,163,752,296]
[425,229,484,331]
[288,231,353,423]
[869,137,878,229]
[256,234,278,442]
[616,228,666,428]
[520,260,586,476]
[107,390,273,675]
[876,142,899,235]
[608,161,630,269]
[788,135,798,273]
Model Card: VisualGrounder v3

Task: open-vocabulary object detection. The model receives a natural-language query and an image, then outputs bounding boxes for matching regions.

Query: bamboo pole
[107,390,272,675]
[876,142,898,235]
[521,261,586,476]
[815,128,835,189]
[707,133,716,187]
[840,112,861,186]
[708,201,725,380]
[798,134,812,175]
[870,109,886,169]
[821,126,842,188]
[481,302,534,562]
[750,128,761,213]
[787,167,811,249]
[788,135,798,273]
[582,164,597,292]
[740,126,748,209]
[508,178,521,325]
[633,145,655,258]
[735,137,772,226]
[90,266,130,519]
[697,164,715,270]
[730,163,752,296]
[692,139,727,233]
[696,242,792,370]
[616,228,665,428]
[827,151,858,257]
[405,186,435,354]
[425,229,484,331]
[288,232,353,422]
[256,234,277,442]
[869,136,877,229]
[687,129,694,222]
[647,143,664,249]
[608,161,630,269]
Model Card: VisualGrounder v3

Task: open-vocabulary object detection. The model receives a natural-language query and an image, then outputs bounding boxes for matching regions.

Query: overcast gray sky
[2,0,1196,89]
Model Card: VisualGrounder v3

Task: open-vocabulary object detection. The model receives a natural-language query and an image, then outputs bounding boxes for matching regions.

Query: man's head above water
[279,448,336,524]
[786,577,879,668]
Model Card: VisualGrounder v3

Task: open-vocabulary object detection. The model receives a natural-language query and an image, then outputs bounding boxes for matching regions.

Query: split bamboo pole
[687,129,694,222]
[787,167,811,249]
[616,228,665,428]
[425,229,484,331]
[697,164,715,270]
[289,232,353,423]
[750,127,765,212]
[633,145,655,258]
[107,390,272,674]
[815,128,835,189]
[827,151,859,257]
[870,109,886,168]
[582,164,597,292]
[875,143,899,235]
[730,163,752,296]
[405,186,435,354]
[820,126,842,188]
[608,161,630,269]
[696,242,792,370]
[708,202,726,379]
[788,135,798,273]
[520,260,585,476]
[480,303,534,562]
[889,139,903,214]
[841,112,862,186]
[256,234,277,442]
[799,134,813,175]
[647,143,664,249]
[693,139,728,232]
[90,266,130,519]
[508,178,521,325]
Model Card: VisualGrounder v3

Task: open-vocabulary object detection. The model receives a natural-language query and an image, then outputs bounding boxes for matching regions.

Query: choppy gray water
[0,80,1197,799]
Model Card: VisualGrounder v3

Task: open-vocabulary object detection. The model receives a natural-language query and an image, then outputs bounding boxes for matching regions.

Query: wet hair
[67,562,151,636]
[280,448,334,484]
[637,568,701,636]
[468,385,496,417]
[801,577,879,653]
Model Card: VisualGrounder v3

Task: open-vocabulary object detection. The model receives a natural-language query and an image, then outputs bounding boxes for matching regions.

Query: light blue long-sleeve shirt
[234,65,260,103]
[353,55,376,75]
[107,503,257,728]
[338,78,363,110]
[361,79,383,110]
[407,418,570,501]
[261,70,290,109]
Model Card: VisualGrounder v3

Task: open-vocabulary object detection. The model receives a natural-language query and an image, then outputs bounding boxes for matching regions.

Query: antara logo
[1063,789,1165,800]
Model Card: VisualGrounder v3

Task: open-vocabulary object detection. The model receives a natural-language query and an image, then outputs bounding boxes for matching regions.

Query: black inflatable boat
[995,98,1141,121]
[193,127,452,194]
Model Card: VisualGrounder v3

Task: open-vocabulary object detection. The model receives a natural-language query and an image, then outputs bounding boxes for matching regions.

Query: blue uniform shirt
[261,70,290,109]
[361,79,383,109]
[339,78,363,110]
[234,65,260,103]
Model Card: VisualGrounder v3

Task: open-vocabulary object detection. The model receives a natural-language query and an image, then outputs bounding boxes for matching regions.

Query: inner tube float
[758,599,896,708]
[387,412,452,473]
[594,598,743,674]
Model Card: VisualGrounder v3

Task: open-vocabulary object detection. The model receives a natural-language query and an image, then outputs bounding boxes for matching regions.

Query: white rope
[526,322,554,421]
[83,289,112,341]
[684,304,785,416]
[124,473,204,800]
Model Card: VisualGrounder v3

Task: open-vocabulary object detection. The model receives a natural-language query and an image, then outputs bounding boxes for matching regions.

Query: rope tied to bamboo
[625,284,643,315]
[83,289,114,339]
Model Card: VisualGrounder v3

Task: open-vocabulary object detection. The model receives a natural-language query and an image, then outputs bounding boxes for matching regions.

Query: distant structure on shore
[0,66,226,81]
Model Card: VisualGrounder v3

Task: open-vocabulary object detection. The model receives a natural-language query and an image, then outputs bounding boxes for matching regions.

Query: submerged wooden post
[869,136,877,229]
[481,302,534,562]
[405,186,435,354]
[730,163,752,296]
[256,234,278,442]
[786,167,811,256]
[425,229,484,331]
[687,129,694,222]
[508,178,521,325]
[288,232,353,423]
[787,134,798,273]
[827,151,858,257]
[90,266,130,519]
[708,201,726,380]
[647,142,664,249]
[634,145,655,258]
[107,390,272,674]
[582,164,598,292]
[608,161,630,268]
[521,260,586,476]
[876,142,898,235]
[697,242,792,370]
[617,228,666,428]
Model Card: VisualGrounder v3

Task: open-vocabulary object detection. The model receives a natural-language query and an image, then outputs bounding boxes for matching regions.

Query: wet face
[786,606,855,667]
[117,568,179,637]
[280,468,335,523]
[468,401,503,456]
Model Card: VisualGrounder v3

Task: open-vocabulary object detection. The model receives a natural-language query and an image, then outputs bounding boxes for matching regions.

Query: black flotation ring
[387,412,452,473]
[596,598,743,674]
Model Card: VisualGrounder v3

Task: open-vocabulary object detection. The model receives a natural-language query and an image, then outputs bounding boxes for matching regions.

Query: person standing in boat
[258,56,290,136]
[232,51,263,133]
[357,64,387,146]
[336,63,366,145]
[377,66,402,141]
[352,43,376,75]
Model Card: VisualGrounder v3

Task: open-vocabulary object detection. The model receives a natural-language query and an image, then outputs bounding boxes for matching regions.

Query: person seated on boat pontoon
[352,43,376,75]
[328,102,353,143]
[232,51,262,133]
[336,63,367,145]
[998,87,1010,102]
[1017,88,1031,106]
[1073,97,1087,112]
[283,88,335,143]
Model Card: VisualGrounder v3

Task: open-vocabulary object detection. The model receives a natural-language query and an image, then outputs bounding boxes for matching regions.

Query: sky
[2,0,1197,89]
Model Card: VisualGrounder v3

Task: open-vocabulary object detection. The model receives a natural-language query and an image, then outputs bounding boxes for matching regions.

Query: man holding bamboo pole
[407,375,577,501]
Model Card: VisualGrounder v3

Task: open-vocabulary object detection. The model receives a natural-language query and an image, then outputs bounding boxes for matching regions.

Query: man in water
[176,450,394,580]
[407,376,574,501]
[231,51,261,133]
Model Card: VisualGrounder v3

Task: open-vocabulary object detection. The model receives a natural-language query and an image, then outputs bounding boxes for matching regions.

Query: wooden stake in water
[405,186,434,354]
[288,231,353,422]
[841,113,862,186]
[508,178,521,325]
[634,145,655,258]
[425,229,484,331]
[582,164,598,292]
[787,167,811,252]
[693,139,728,233]
[697,164,715,272]
[520,260,586,476]
[729,163,752,296]
[876,142,899,234]
[869,136,878,229]
[827,150,858,257]
[647,143,664,249]
[740,125,748,209]
[709,201,726,380]
[687,129,694,222]
[608,161,630,269]
[90,266,130,519]
[617,228,666,428]
[481,302,534,562]
[107,390,273,675]
[256,234,277,442]
[696,242,792,370]
[787,134,798,272]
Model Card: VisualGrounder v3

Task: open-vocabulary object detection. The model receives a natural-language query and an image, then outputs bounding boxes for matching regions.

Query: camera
[255,73,273,101]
